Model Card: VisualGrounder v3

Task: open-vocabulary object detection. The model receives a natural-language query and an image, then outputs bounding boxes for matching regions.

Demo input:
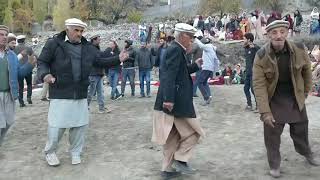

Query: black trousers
[18,73,32,104]
[264,121,312,169]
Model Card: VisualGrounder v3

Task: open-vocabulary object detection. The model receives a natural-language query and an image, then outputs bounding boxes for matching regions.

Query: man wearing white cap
[0,25,36,146]
[14,34,34,107]
[37,18,128,166]
[152,23,205,179]
[253,19,319,178]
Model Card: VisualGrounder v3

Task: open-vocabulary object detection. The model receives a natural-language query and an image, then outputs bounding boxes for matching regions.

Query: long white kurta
[0,92,15,129]
[48,99,89,128]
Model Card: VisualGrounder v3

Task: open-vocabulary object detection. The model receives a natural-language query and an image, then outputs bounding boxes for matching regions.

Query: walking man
[194,37,220,106]
[14,35,34,107]
[152,23,205,179]
[0,25,36,146]
[253,20,319,178]
[37,18,128,166]
[243,32,260,110]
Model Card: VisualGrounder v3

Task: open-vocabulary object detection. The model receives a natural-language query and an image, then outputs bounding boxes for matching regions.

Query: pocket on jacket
[264,68,274,79]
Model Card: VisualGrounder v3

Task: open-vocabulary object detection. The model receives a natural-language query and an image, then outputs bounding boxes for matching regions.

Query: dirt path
[0,85,319,180]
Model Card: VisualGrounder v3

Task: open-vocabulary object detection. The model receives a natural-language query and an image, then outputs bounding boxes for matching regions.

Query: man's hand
[28,55,37,67]
[195,58,203,68]
[43,74,56,84]
[119,51,129,62]
[260,112,275,128]
[163,102,174,112]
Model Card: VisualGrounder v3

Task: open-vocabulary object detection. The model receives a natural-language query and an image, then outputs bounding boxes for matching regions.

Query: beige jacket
[253,40,312,114]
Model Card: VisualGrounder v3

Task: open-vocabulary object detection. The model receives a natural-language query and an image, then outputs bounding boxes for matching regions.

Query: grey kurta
[0,92,15,129]
[48,99,89,128]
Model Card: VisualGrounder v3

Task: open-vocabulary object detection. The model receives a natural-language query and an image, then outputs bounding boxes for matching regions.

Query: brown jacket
[253,40,312,114]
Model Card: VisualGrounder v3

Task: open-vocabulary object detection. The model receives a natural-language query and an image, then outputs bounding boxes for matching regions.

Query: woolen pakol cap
[265,20,289,32]
[0,25,9,33]
[174,23,197,34]
[65,18,87,28]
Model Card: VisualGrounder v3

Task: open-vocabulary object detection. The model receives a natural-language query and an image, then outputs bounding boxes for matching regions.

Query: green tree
[199,0,241,17]
[3,7,14,30]
[88,0,135,25]
[13,7,33,33]
[53,0,72,30]
[33,0,48,24]
[0,0,9,23]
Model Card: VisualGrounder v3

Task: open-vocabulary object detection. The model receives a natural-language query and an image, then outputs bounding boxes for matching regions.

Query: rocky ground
[0,85,320,180]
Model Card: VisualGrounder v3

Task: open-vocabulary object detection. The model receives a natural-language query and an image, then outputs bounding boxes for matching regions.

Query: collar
[65,34,82,44]
[174,40,187,51]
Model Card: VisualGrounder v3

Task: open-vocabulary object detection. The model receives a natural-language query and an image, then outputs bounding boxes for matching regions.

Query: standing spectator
[120,40,136,97]
[135,42,154,98]
[293,10,303,36]
[0,25,36,146]
[153,37,168,79]
[7,33,16,51]
[87,34,109,113]
[284,14,294,36]
[310,7,319,34]
[194,37,220,106]
[243,33,260,111]
[152,23,205,179]
[14,35,34,107]
[37,18,128,166]
[107,40,121,100]
[253,20,319,178]
[197,16,205,34]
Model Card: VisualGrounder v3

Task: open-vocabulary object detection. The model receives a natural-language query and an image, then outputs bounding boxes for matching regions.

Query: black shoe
[147,94,151,98]
[139,95,145,98]
[160,171,181,180]
[131,93,135,97]
[27,98,32,104]
[173,160,197,175]
[20,103,26,107]
[115,94,122,100]
[193,94,199,97]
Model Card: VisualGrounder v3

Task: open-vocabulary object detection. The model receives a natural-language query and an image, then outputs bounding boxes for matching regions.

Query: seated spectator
[232,64,244,84]
[222,65,233,85]
[211,72,224,85]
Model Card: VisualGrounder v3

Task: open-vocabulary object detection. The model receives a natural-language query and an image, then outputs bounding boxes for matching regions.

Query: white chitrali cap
[7,33,16,38]
[65,18,87,28]
[16,35,26,40]
[175,23,197,34]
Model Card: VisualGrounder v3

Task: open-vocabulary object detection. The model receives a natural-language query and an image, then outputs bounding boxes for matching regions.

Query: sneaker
[172,160,196,175]
[71,155,81,165]
[98,110,105,114]
[104,107,112,113]
[245,105,253,111]
[305,154,320,166]
[46,153,60,166]
[269,168,280,178]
